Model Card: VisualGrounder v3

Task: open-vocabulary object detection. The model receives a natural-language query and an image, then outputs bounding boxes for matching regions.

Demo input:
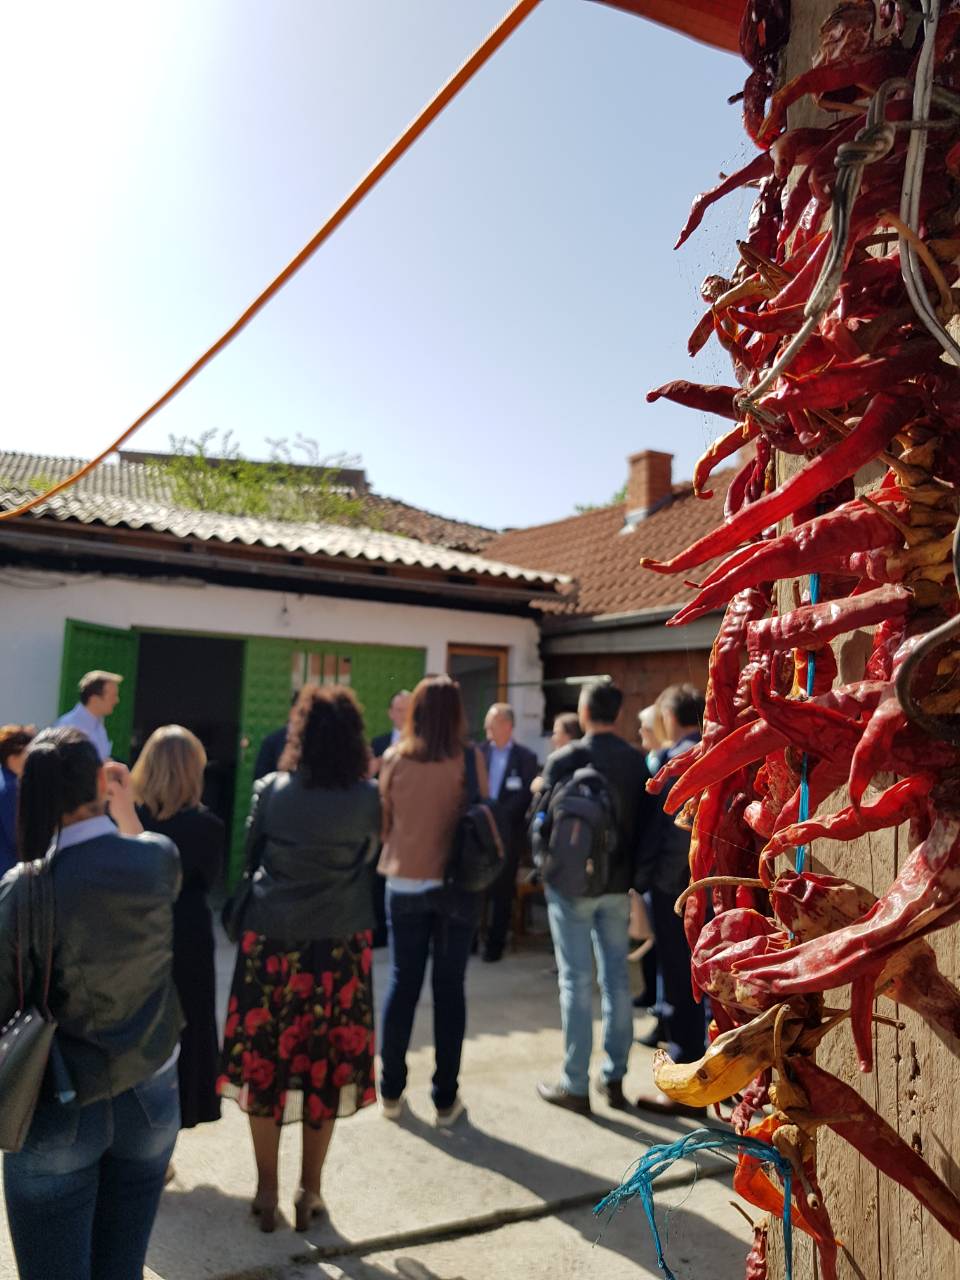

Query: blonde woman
[133,726,225,1130]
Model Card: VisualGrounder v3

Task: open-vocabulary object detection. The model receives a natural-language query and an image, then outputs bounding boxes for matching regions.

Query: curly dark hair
[278,684,369,788]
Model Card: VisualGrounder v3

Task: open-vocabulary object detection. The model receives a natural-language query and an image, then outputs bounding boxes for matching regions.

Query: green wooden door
[227,636,426,884]
[58,619,140,763]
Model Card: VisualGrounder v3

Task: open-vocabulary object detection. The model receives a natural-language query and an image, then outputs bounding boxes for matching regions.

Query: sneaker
[434,1097,465,1128]
[536,1080,591,1116]
[379,1091,404,1120]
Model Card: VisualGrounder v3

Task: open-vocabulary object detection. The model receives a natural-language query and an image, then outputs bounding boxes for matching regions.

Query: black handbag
[0,858,58,1153]
[446,748,505,894]
[221,778,274,943]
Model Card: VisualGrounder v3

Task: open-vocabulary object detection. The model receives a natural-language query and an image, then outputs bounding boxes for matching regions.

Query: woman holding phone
[0,727,182,1280]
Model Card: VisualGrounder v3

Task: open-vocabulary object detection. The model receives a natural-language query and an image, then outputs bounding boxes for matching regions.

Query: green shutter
[349,644,425,738]
[58,619,140,763]
[229,638,297,884]
[227,637,426,885]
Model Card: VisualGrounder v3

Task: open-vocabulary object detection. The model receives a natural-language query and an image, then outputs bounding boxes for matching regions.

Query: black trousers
[483,845,519,958]
[649,887,706,1064]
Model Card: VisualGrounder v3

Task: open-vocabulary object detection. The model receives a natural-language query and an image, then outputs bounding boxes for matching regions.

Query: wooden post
[765,5,960,1276]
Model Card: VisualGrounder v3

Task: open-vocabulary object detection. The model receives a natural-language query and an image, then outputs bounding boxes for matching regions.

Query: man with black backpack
[533,681,651,1115]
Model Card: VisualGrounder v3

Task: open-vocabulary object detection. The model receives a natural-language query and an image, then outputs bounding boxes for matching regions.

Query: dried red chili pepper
[674,153,775,251]
[758,48,913,144]
[763,773,934,854]
[693,420,761,499]
[733,811,960,1000]
[734,1113,839,1279]
[746,584,910,657]
[641,395,919,580]
[645,379,740,420]
[758,344,942,415]
[691,909,789,1015]
[848,692,908,808]
[663,682,884,815]
[669,503,905,627]
[705,587,773,735]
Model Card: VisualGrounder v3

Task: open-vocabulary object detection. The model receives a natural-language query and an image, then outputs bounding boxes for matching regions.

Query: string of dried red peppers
[636,4,960,1278]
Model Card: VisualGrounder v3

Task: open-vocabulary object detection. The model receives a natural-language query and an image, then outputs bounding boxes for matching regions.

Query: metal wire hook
[895,513,960,744]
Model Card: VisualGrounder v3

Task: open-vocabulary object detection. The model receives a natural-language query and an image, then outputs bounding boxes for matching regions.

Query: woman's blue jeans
[379,887,476,1110]
[3,1060,180,1280]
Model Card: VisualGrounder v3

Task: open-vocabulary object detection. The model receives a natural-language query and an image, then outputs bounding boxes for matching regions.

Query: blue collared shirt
[55,703,112,762]
[487,741,513,801]
[55,814,117,851]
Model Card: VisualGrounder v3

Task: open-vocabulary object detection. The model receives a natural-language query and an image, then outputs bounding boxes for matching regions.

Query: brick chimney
[623,450,673,528]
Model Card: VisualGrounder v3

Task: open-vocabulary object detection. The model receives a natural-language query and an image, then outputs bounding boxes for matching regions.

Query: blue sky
[2,1,754,529]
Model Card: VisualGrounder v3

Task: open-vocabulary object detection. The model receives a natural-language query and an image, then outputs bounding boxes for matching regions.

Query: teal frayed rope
[594,1127,794,1280]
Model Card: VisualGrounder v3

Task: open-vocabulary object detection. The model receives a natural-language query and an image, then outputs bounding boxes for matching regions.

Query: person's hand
[104,762,144,835]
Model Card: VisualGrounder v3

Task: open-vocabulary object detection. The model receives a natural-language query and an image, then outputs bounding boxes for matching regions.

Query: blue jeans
[3,1061,180,1280]
[545,888,633,1096]
[380,887,476,1110]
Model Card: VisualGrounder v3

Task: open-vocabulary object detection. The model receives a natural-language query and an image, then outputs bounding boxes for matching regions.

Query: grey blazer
[244,772,381,942]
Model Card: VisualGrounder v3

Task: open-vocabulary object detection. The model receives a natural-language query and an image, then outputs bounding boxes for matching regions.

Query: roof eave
[0,520,561,609]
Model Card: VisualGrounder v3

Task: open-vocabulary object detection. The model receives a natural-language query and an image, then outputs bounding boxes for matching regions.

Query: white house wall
[0,569,546,750]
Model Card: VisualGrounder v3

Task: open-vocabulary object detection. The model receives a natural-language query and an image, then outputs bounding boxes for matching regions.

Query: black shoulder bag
[446,748,505,894]
[0,859,58,1153]
[221,778,274,944]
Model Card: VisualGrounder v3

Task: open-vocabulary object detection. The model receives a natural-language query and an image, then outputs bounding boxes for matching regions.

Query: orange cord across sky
[0,0,543,522]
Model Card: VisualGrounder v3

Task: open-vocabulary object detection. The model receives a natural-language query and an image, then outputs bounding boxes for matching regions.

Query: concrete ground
[1,922,753,1280]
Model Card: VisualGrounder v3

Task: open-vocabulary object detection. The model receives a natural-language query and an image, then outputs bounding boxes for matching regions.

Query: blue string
[595,1127,794,1280]
[795,569,821,874]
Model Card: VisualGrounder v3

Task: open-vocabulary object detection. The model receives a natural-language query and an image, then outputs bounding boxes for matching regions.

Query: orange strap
[1,0,543,522]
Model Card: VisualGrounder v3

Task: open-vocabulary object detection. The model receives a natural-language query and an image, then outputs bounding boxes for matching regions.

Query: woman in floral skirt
[219,685,380,1233]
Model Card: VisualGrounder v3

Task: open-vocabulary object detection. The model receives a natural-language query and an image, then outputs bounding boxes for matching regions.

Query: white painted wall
[0,568,546,751]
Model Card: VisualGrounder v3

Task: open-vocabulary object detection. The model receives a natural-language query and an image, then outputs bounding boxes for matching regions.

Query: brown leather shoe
[536,1080,591,1116]
[632,1090,705,1120]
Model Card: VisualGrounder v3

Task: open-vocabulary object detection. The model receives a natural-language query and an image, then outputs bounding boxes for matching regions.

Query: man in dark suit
[253,691,298,782]
[369,689,412,775]
[480,703,538,963]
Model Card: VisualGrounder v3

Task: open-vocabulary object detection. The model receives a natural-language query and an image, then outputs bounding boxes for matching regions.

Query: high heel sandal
[294,1188,326,1233]
[251,1191,278,1234]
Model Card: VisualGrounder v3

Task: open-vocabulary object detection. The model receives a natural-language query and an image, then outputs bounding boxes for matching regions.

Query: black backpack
[532,765,619,898]
[446,748,505,894]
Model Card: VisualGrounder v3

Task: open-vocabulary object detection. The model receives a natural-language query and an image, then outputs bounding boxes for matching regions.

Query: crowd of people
[0,664,706,1278]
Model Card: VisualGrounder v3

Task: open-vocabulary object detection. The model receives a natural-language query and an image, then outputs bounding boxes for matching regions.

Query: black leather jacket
[0,822,183,1106]
[243,772,381,942]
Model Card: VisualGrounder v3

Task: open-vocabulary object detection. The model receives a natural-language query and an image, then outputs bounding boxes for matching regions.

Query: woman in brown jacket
[377,675,487,1127]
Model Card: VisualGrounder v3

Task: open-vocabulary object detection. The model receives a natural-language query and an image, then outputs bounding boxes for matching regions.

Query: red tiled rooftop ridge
[484,471,736,617]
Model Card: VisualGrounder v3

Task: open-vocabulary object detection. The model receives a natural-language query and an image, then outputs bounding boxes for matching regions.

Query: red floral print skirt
[218,930,376,1127]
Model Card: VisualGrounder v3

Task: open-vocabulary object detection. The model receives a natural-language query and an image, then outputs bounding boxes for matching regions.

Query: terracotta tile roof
[360,493,495,554]
[484,472,736,617]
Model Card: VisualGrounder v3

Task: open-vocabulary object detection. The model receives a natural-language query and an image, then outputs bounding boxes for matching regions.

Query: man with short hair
[55,671,122,762]
[632,683,707,1115]
[536,681,651,1115]
[253,690,300,782]
[370,689,412,775]
[480,703,538,963]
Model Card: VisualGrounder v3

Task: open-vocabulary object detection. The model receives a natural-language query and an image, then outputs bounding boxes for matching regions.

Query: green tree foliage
[574,481,627,514]
[152,432,372,526]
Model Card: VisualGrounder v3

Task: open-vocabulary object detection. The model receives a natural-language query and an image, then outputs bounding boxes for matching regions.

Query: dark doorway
[131,632,244,829]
